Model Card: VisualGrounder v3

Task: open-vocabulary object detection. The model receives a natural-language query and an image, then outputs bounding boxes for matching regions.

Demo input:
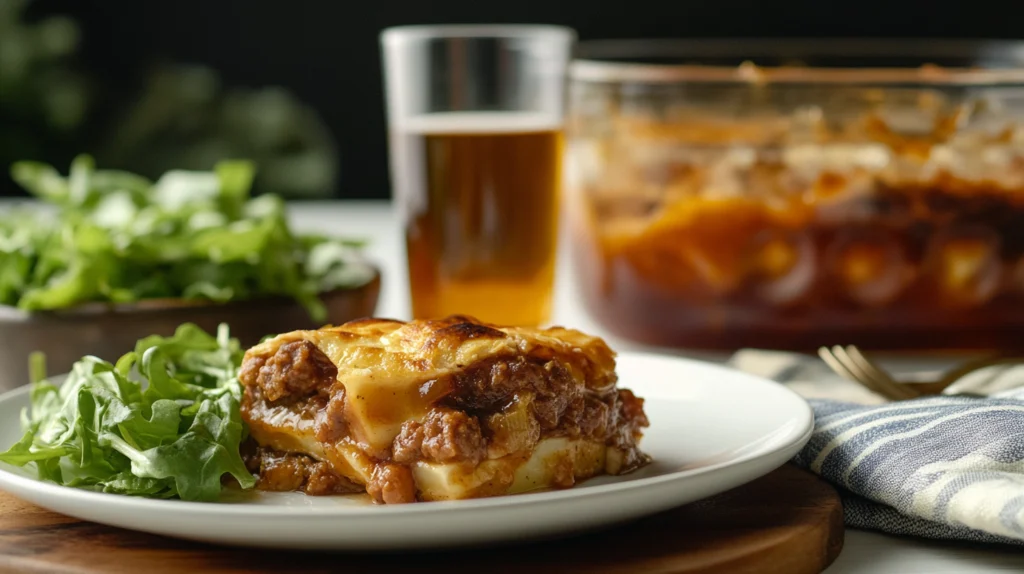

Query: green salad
[0,155,368,321]
[0,323,254,501]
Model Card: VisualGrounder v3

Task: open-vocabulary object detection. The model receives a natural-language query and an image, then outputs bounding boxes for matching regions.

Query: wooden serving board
[0,464,842,574]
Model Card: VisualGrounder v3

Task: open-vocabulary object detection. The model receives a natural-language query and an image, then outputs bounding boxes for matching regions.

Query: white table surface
[291,199,1024,573]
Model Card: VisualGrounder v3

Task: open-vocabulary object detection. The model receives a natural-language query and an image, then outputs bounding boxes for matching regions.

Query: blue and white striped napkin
[730,350,1024,545]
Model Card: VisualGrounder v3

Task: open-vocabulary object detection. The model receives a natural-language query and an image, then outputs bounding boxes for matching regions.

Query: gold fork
[817,345,1024,401]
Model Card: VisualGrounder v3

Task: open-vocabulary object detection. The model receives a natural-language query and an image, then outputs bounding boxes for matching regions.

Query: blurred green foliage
[0,0,91,170]
[0,0,338,198]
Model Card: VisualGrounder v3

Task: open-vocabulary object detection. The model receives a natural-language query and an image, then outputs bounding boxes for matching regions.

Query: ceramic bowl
[0,267,381,389]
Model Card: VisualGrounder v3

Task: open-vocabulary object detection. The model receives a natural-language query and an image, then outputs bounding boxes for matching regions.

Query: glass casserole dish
[565,40,1024,351]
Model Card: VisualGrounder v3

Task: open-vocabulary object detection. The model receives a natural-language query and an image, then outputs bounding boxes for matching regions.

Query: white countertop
[292,200,1024,573]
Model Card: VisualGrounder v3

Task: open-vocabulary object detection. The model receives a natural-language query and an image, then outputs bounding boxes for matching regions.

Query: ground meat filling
[443,356,628,446]
[366,464,416,504]
[244,445,361,496]
[314,385,349,443]
[609,388,651,470]
[392,408,487,465]
[240,341,349,439]
[577,396,612,438]
[240,340,338,403]
[239,343,359,495]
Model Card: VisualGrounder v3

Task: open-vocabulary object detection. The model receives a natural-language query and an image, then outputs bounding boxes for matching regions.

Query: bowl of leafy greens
[0,156,380,388]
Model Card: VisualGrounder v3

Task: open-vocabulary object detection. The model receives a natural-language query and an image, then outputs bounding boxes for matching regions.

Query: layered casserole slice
[238,315,650,504]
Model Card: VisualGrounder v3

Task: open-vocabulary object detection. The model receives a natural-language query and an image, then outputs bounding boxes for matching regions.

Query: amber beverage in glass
[381,25,574,326]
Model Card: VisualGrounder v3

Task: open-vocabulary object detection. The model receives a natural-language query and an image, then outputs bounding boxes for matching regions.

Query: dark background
[9,0,1024,199]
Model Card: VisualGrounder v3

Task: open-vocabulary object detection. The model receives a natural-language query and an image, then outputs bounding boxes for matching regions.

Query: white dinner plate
[0,352,813,550]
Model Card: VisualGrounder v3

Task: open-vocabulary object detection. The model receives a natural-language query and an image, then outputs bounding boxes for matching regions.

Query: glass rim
[381,24,575,45]
[570,38,1024,86]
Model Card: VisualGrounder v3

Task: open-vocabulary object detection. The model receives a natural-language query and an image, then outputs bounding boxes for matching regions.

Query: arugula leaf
[0,323,255,501]
[0,155,373,320]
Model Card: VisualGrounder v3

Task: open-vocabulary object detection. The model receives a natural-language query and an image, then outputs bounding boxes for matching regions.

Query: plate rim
[0,351,814,517]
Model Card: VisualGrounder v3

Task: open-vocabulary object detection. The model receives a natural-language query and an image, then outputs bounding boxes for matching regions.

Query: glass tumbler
[381,25,575,326]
